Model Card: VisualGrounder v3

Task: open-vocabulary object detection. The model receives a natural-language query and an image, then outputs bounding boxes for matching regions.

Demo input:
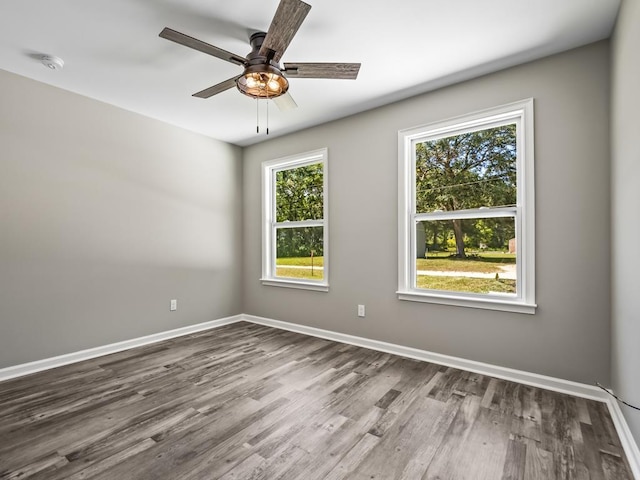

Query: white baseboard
[2,313,608,400]
[0,314,243,382]
[241,314,607,401]
[241,314,640,478]
[605,397,640,479]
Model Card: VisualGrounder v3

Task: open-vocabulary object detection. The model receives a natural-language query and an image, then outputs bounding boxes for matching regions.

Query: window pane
[275,163,323,222]
[275,226,324,281]
[415,217,516,295]
[415,124,517,213]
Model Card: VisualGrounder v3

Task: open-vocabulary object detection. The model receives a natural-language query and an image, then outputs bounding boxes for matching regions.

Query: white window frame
[261,148,329,292]
[397,99,536,314]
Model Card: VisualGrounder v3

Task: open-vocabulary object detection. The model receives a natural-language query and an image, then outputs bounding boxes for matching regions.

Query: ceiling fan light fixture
[236,64,289,99]
[160,0,360,110]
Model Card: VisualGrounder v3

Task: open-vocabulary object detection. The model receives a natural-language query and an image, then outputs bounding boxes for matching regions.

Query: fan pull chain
[254,97,271,136]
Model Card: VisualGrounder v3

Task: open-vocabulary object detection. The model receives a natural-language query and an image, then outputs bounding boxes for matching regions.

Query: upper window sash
[410,117,521,214]
[409,113,524,145]
[271,158,325,223]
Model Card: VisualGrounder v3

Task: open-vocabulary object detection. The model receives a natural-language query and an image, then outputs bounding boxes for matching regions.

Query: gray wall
[243,41,611,385]
[611,0,640,442]
[0,69,243,368]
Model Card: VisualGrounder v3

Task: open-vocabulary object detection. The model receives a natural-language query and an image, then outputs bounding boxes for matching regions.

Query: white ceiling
[0,0,620,146]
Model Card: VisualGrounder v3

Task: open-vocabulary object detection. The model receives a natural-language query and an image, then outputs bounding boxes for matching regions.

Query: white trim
[261,148,329,291]
[604,396,640,479]
[520,99,536,307]
[241,314,604,400]
[262,150,326,171]
[415,207,516,222]
[397,99,535,313]
[0,313,603,399]
[273,219,324,229]
[397,291,536,314]
[0,315,242,382]
[259,278,329,292]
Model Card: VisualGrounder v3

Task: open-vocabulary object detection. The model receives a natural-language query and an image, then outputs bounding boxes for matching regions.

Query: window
[398,99,535,313]
[262,148,328,291]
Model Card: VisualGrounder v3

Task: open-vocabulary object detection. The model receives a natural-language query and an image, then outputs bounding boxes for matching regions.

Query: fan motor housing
[236,32,289,99]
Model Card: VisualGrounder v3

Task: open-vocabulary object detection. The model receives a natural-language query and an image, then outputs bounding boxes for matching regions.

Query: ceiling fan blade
[273,92,298,111]
[193,76,240,98]
[259,0,311,63]
[160,27,246,66]
[283,63,361,79]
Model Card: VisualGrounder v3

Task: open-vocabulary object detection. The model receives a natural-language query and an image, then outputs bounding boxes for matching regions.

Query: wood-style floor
[0,322,633,480]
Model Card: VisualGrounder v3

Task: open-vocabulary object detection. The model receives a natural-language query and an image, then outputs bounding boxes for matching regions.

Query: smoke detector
[40,55,64,71]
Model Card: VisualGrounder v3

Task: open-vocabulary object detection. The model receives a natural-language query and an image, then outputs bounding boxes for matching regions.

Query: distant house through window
[398,100,536,313]
[261,148,328,291]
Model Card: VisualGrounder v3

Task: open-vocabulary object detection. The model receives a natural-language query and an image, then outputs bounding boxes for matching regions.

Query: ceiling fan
[159,0,361,111]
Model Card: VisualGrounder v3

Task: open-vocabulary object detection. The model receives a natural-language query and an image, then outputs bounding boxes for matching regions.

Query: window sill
[261,278,329,292]
[397,290,536,314]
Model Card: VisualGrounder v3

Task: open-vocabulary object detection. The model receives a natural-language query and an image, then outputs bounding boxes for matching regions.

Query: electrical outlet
[357,304,365,317]
[170,299,177,311]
